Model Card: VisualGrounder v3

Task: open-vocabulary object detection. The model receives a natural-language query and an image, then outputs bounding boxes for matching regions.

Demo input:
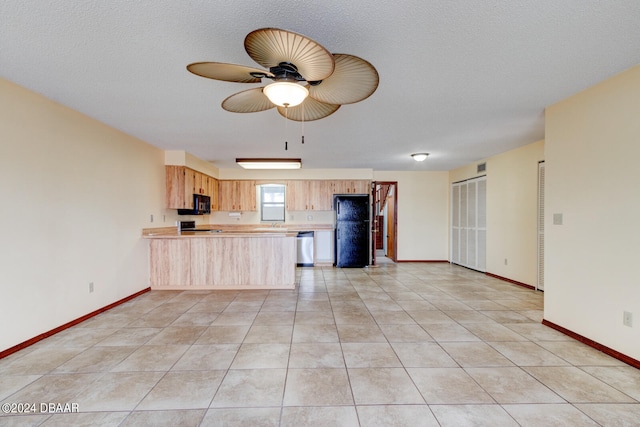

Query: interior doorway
[372,181,398,264]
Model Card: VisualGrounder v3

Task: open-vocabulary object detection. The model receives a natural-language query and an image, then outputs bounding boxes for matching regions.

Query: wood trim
[0,287,151,360]
[396,260,449,263]
[373,181,398,263]
[542,319,640,369]
[485,272,536,290]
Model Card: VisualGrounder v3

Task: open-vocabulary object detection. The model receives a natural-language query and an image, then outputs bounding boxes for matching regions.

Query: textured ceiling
[2,1,639,171]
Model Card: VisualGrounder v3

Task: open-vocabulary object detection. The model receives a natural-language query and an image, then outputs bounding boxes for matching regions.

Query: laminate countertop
[142,224,333,238]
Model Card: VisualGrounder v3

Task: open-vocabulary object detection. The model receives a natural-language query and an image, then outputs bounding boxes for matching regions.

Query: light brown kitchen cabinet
[286,180,369,211]
[238,180,256,211]
[149,239,191,287]
[208,176,219,211]
[217,181,235,211]
[166,166,195,209]
[335,180,371,195]
[194,172,209,195]
[308,180,334,210]
[166,166,218,211]
[286,180,310,210]
[218,180,256,211]
[286,180,334,211]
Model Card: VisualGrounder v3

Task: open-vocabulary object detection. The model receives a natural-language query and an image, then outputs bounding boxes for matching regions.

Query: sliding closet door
[451,185,460,265]
[451,176,486,272]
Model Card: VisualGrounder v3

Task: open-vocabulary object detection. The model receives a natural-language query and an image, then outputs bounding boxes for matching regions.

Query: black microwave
[178,194,211,215]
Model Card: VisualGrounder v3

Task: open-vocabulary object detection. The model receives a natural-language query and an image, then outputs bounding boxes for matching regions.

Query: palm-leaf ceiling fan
[187,28,379,121]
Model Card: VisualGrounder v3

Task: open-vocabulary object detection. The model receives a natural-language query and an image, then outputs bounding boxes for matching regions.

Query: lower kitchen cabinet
[149,239,191,287]
[147,235,296,289]
[314,230,334,265]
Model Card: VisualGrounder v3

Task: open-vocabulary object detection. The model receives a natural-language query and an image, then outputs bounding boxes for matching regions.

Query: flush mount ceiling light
[236,158,302,169]
[411,153,429,162]
[262,81,309,107]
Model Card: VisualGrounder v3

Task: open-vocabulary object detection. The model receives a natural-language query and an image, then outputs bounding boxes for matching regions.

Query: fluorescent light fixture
[263,81,309,107]
[236,158,302,170]
[411,153,429,162]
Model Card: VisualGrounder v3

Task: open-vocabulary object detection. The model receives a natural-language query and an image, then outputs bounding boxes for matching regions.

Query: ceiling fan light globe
[263,82,309,107]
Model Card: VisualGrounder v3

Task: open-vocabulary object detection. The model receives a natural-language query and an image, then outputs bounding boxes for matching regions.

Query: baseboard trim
[0,287,151,360]
[542,319,640,369]
[396,260,449,263]
[485,272,536,290]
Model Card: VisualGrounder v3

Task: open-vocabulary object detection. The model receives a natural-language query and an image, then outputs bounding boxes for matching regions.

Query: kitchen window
[260,184,286,222]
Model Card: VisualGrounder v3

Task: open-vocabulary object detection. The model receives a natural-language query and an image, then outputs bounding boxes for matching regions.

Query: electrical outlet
[504,258,508,265]
[623,311,633,327]
[150,214,154,223]
[163,215,166,222]
[89,282,94,293]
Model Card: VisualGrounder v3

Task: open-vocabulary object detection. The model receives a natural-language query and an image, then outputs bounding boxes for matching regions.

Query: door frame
[537,161,545,291]
[371,181,398,264]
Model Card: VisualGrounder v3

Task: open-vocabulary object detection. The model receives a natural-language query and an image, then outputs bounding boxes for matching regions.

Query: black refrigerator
[334,194,370,267]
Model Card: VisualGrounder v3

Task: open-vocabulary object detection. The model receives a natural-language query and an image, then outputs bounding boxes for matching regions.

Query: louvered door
[537,162,545,291]
[451,176,486,272]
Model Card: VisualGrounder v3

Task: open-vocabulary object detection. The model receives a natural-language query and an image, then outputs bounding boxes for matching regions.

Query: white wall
[451,142,544,285]
[0,78,172,352]
[487,142,544,285]
[545,65,640,359]
[373,171,450,261]
[165,150,219,178]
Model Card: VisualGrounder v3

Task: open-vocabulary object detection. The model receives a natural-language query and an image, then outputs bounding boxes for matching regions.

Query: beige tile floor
[1,263,640,426]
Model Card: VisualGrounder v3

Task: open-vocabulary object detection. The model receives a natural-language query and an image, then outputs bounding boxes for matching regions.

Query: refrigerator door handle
[336,202,340,215]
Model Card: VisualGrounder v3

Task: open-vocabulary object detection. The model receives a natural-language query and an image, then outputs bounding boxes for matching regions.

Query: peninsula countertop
[142,223,334,238]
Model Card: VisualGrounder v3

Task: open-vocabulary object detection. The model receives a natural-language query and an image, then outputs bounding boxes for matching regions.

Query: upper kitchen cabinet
[166,166,218,211]
[286,180,334,211]
[309,180,334,210]
[194,172,209,195]
[208,176,219,211]
[166,166,195,209]
[335,180,371,195]
[218,180,256,211]
[286,180,369,211]
[286,180,310,211]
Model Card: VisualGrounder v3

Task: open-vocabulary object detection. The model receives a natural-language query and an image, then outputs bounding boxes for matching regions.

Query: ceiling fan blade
[308,54,379,105]
[222,87,275,113]
[277,96,340,122]
[187,62,272,83]
[245,28,335,82]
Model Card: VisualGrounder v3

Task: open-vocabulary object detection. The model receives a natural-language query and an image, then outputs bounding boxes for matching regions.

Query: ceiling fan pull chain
[284,106,289,150]
[301,103,305,144]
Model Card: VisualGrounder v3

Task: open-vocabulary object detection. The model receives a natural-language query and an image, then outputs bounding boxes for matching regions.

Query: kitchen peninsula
[143,226,298,290]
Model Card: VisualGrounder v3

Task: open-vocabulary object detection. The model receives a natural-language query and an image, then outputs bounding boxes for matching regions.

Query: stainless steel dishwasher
[296,231,314,267]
